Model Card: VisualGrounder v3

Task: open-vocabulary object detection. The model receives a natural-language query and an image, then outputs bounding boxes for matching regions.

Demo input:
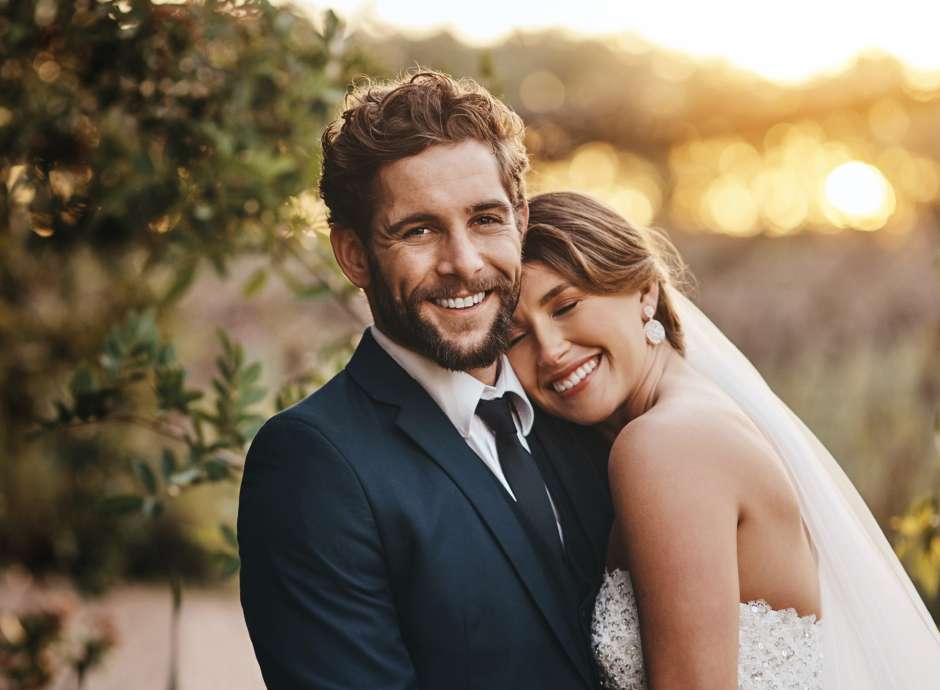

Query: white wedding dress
[591,569,823,690]
[587,288,940,690]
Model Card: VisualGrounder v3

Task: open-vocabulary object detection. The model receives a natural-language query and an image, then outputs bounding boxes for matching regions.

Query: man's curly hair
[319,69,529,242]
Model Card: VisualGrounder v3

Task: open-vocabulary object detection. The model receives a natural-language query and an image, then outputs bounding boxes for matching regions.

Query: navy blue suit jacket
[238,331,613,689]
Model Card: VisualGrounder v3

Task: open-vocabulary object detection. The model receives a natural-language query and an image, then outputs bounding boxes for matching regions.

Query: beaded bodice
[591,570,822,690]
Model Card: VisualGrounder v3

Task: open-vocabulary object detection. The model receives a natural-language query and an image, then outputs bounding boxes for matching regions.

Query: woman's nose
[536,328,570,367]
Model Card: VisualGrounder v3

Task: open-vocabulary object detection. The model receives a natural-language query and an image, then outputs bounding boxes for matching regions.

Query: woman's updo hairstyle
[524,191,688,354]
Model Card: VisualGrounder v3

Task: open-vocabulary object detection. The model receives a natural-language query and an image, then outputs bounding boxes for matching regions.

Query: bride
[506,191,940,689]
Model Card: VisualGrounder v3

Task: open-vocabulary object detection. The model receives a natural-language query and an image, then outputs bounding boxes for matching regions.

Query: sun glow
[318,0,940,84]
[823,162,896,231]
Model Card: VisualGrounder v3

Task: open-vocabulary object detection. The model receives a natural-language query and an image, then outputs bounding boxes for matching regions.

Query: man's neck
[465,359,500,387]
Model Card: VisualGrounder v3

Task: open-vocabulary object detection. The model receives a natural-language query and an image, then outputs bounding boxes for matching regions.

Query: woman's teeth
[434,291,486,310]
[553,356,599,393]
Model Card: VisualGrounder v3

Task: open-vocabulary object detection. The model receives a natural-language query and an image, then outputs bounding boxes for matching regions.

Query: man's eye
[404,226,432,238]
[553,301,580,317]
[475,215,503,226]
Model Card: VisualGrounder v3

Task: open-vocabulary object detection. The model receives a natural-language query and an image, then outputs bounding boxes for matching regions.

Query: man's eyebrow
[467,199,512,215]
[382,212,439,237]
[539,283,570,306]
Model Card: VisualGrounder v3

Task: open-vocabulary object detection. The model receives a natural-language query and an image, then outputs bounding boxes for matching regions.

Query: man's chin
[417,320,503,371]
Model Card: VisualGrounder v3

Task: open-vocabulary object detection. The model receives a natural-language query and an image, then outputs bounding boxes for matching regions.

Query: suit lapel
[348,332,593,686]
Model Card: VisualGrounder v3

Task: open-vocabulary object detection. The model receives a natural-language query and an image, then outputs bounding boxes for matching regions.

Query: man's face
[365,139,526,372]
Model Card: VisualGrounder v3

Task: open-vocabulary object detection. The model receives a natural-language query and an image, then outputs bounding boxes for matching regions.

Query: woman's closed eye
[508,330,528,348]
[553,300,581,318]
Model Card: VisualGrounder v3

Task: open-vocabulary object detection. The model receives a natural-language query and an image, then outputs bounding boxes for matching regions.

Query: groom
[238,71,612,689]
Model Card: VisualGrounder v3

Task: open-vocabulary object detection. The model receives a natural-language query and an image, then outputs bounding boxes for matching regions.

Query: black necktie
[475,396,564,563]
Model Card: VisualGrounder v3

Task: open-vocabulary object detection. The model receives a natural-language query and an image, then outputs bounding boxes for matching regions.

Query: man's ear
[330,225,371,289]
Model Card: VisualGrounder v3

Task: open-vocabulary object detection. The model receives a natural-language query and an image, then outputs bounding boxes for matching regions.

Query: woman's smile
[546,353,602,398]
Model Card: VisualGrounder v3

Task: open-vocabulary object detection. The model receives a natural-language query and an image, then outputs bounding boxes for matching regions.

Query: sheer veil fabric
[669,287,940,688]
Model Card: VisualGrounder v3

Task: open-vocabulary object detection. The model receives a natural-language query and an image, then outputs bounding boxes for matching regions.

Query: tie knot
[475,396,518,436]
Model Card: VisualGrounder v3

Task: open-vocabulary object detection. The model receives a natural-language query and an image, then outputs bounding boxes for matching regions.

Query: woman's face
[507,261,657,426]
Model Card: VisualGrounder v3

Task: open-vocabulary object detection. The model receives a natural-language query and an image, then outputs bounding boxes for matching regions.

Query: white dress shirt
[371,326,564,541]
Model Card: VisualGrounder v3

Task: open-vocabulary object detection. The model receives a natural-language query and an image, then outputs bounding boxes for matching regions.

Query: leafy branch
[37,309,265,528]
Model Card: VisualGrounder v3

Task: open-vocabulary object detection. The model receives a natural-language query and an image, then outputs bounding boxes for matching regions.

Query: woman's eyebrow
[539,282,570,306]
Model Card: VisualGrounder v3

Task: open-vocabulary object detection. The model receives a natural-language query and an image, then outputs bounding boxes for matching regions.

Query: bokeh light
[823,161,896,231]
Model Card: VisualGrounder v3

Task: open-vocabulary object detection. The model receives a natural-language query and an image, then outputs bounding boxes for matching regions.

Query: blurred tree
[0,0,365,592]
[2,1,369,686]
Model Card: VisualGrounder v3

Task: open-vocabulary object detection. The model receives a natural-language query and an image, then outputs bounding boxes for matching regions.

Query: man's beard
[366,254,520,371]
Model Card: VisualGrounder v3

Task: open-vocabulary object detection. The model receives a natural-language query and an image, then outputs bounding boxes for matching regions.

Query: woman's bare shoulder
[608,390,778,501]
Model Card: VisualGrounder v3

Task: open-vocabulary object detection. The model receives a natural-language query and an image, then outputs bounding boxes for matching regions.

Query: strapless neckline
[602,568,821,624]
[591,569,823,690]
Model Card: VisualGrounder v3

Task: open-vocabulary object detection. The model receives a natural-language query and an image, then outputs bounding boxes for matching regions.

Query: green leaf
[133,460,158,494]
[211,551,241,578]
[239,416,265,442]
[99,494,144,515]
[208,253,229,277]
[70,365,96,397]
[204,458,233,481]
[242,267,268,297]
[215,357,233,384]
[161,448,177,480]
[211,378,229,400]
[221,555,241,578]
[220,523,238,548]
[322,8,345,43]
[239,362,262,387]
[156,344,177,368]
[162,259,199,305]
[237,386,265,407]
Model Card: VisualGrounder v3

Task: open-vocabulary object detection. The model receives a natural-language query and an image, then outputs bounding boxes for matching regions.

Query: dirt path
[1,576,264,690]
[81,585,264,690]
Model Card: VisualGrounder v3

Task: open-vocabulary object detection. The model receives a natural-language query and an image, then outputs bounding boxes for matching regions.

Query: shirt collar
[370,325,535,438]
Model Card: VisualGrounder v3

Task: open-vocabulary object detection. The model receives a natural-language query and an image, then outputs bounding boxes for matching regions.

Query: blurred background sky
[288,0,940,238]
[320,0,940,82]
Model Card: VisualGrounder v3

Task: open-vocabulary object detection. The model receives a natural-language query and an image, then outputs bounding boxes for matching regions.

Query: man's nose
[436,228,485,282]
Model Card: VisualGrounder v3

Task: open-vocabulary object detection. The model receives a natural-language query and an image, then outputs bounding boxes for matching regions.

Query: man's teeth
[553,357,599,393]
[434,291,486,310]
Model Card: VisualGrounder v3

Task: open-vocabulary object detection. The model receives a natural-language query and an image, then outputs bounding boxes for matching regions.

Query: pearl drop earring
[642,305,665,345]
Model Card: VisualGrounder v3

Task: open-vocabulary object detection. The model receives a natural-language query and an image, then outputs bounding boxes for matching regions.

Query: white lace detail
[591,570,823,690]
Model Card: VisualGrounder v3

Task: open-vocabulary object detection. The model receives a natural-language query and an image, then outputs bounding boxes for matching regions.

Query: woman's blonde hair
[524,191,687,354]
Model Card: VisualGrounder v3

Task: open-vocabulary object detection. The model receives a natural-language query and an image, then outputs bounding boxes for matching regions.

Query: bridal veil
[669,287,940,688]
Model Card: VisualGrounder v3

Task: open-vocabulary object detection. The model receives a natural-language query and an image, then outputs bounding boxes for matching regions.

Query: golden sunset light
[315,0,940,84]
[304,0,940,236]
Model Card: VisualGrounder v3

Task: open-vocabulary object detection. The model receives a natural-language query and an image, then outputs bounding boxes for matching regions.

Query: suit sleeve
[237,415,416,690]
